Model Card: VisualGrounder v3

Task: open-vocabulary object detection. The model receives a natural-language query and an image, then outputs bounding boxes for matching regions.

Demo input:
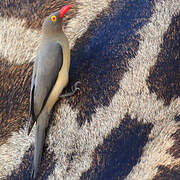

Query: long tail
[31,110,49,179]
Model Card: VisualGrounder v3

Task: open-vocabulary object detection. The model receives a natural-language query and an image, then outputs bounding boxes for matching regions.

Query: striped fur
[0,0,179,179]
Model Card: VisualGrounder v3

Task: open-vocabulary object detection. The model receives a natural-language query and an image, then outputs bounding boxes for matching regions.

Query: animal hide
[0,0,179,179]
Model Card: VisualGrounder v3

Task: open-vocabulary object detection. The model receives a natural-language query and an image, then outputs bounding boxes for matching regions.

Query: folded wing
[28,41,63,134]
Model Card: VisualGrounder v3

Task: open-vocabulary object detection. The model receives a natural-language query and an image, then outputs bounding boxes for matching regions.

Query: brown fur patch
[0,0,79,30]
[168,124,180,159]
[0,58,32,146]
[153,165,180,180]
[80,114,153,179]
[147,13,180,105]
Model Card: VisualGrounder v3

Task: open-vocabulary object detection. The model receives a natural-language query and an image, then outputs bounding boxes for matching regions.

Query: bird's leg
[60,81,81,98]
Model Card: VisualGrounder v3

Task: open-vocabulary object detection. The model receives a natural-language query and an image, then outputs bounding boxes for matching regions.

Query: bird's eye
[51,16,56,22]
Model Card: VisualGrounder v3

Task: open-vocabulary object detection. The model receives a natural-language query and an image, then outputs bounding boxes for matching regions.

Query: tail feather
[31,110,49,179]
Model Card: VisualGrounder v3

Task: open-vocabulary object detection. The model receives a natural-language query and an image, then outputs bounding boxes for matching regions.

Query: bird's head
[42,5,71,35]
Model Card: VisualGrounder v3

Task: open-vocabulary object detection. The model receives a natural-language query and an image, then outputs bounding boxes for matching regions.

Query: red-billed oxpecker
[27,5,79,179]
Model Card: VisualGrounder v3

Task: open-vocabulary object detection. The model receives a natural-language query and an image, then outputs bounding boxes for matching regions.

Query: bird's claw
[59,81,81,98]
[71,81,81,92]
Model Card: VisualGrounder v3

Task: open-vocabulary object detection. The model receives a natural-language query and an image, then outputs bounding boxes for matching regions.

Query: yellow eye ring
[51,16,56,22]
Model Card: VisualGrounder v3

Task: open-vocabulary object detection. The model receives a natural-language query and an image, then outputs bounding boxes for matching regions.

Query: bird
[27,5,79,179]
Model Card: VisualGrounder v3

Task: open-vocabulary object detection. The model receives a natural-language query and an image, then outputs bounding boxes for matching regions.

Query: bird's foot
[60,81,81,98]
